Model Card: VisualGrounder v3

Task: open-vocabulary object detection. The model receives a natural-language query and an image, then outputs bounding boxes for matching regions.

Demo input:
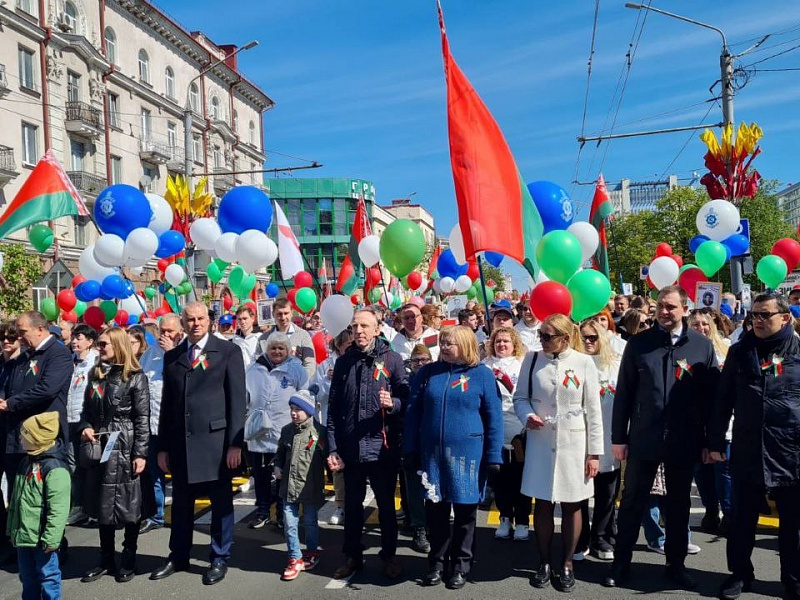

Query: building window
[319,199,333,236]
[210,96,220,120]
[63,1,78,31]
[212,145,222,168]
[165,67,175,99]
[141,165,157,193]
[138,49,150,84]
[188,83,199,112]
[16,0,38,16]
[70,139,84,171]
[67,71,80,102]
[248,121,256,145]
[21,122,37,165]
[111,155,122,184]
[192,135,202,163]
[303,199,318,236]
[18,46,36,91]
[108,93,120,128]
[141,108,151,139]
[167,122,177,148]
[232,109,238,132]
[334,198,347,236]
[251,161,256,184]
[104,27,117,64]
[74,216,89,247]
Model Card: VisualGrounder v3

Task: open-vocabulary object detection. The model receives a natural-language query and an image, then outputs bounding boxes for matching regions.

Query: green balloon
[368,288,381,304]
[679,263,697,275]
[99,300,117,321]
[228,265,256,299]
[695,240,727,277]
[74,300,87,318]
[29,224,54,253]
[40,297,58,321]
[536,230,583,284]
[295,287,317,314]
[466,285,477,300]
[213,258,230,270]
[206,263,223,284]
[756,254,788,289]
[476,284,494,304]
[379,219,426,278]
[177,282,191,295]
[144,287,157,300]
[390,295,403,310]
[568,269,612,321]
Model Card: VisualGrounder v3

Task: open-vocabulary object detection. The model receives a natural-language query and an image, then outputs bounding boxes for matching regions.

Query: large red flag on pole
[336,196,371,295]
[589,174,614,277]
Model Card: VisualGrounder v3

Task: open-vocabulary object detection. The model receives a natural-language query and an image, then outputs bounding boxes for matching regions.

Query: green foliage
[480,263,507,291]
[0,243,43,317]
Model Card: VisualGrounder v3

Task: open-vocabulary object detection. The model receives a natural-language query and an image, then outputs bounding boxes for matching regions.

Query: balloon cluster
[688,200,748,282]
[757,239,800,290]
[286,271,318,315]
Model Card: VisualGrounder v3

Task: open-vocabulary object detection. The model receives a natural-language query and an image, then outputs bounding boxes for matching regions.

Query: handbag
[78,438,101,468]
[244,408,272,441]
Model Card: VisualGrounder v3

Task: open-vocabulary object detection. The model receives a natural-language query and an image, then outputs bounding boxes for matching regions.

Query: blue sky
[161,0,800,286]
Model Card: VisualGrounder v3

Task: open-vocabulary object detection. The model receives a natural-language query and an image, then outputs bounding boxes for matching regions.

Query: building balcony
[64,101,103,139]
[138,136,173,165]
[0,146,20,187]
[0,64,9,97]
[67,170,106,199]
[166,145,186,173]
[212,167,234,194]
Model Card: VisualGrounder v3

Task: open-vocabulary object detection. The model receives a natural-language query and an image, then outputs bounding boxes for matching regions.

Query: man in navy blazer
[150,301,246,586]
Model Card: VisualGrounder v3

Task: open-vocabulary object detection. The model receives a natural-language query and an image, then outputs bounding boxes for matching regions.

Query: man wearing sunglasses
[605,286,719,591]
[710,293,800,600]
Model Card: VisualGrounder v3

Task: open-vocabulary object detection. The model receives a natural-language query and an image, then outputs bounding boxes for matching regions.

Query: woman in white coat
[513,314,603,593]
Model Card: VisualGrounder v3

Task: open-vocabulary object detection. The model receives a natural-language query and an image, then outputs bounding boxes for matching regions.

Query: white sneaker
[687,543,701,555]
[328,507,345,526]
[573,547,590,561]
[495,517,512,539]
[513,524,529,541]
[647,542,665,555]
[239,477,254,492]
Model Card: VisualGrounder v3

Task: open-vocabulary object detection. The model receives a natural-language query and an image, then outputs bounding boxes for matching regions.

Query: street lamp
[183,40,258,192]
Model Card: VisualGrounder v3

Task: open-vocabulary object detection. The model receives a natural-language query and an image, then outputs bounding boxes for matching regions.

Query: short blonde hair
[439,325,480,366]
[542,313,584,353]
[486,326,526,359]
[94,327,141,382]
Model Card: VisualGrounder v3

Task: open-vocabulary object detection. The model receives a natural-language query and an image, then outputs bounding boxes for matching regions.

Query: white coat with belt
[513,347,603,503]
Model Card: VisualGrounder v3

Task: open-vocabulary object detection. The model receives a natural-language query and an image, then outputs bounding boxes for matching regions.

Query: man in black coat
[711,293,800,600]
[327,308,409,580]
[604,286,718,590]
[150,301,246,586]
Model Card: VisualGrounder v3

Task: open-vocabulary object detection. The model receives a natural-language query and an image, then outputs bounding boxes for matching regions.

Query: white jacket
[232,332,260,369]
[592,356,621,473]
[67,350,98,423]
[392,327,440,360]
[482,355,524,445]
[139,345,164,435]
[515,320,542,353]
[311,352,339,425]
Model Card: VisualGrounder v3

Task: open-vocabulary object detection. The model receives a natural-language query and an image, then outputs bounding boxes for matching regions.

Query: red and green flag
[0,150,89,240]
[336,196,371,296]
[589,173,614,277]
[438,1,543,278]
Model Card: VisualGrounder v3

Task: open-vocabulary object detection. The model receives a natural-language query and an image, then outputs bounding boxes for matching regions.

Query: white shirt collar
[35,335,53,351]
[189,333,209,353]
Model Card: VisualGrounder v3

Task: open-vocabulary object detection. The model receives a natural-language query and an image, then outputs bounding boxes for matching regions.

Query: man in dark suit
[150,301,246,586]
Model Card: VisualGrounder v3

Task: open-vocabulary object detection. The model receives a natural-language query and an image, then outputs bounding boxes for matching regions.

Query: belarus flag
[274,201,304,280]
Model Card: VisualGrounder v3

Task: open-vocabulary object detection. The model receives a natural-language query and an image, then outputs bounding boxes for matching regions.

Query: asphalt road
[0,486,786,600]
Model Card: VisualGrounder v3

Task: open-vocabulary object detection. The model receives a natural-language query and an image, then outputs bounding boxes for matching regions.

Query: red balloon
[157,259,170,272]
[654,242,673,258]
[294,271,313,289]
[60,310,78,324]
[57,288,77,312]
[114,310,130,326]
[771,238,800,271]
[670,254,684,268]
[245,301,257,314]
[83,306,106,331]
[466,262,480,281]
[406,271,423,291]
[678,267,708,302]
[312,331,329,364]
[222,295,233,311]
[366,266,382,288]
[154,307,169,317]
[71,274,86,288]
[287,288,299,312]
[529,281,572,322]
[350,294,360,306]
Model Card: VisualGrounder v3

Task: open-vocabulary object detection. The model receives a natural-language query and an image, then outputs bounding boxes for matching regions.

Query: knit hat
[289,389,316,417]
[20,411,59,456]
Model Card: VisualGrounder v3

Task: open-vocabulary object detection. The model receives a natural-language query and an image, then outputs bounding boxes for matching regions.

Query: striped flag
[274,201,304,279]
[590,174,614,277]
[336,196,371,295]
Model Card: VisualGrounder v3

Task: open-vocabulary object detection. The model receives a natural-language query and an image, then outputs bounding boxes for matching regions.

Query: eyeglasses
[1,335,18,342]
[411,357,431,365]
[582,335,599,343]
[751,311,784,321]
[439,340,456,348]
[96,341,109,349]
[538,332,564,343]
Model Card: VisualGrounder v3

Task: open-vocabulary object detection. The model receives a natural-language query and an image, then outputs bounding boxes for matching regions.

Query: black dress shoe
[139,520,163,535]
[150,560,188,581]
[558,567,576,592]
[719,575,753,600]
[422,568,443,586]
[81,562,115,583]
[447,570,467,590]
[666,565,697,590]
[203,562,228,586]
[531,563,551,588]
[603,564,630,588]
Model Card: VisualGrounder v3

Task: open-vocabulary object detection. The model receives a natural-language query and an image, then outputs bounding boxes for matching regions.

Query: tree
[0,243,43,317]
[479,262,507,291]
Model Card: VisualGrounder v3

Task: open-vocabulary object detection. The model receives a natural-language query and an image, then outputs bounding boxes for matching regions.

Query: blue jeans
[283,502,319,560]
[642,496,693,548]
[18,546,61,600]
[147,434,166,525]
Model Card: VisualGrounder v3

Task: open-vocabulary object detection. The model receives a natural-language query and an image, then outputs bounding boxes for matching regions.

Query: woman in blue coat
[404,325,503,590]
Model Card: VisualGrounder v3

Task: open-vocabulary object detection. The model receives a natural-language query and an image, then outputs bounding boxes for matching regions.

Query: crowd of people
[0,285,799,600]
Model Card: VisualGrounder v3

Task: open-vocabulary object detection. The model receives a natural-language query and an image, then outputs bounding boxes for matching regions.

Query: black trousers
[99,523,139,560]
[342,460,399,561]
[578,469,620,550]
[728,481,800,588]
[492,451,531,525]
[169,477,234,565]
[614,458,694,569]
[426,501,478,575]
[249,451,281,520]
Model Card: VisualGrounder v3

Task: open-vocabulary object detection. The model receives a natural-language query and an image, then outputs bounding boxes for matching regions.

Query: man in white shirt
[515,302,542,352]
[232,305,260,368]
[391,303,439,361]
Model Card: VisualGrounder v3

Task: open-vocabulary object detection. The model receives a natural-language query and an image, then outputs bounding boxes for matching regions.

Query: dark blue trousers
[169,477,234,565]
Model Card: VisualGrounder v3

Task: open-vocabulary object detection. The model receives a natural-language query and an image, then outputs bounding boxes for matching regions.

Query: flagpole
[299,246,325,298]
[477,255,493,336]
[608,218,625,291]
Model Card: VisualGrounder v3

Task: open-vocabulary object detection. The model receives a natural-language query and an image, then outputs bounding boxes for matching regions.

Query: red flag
[428,245,442,280]
[337,196,372,295]
[590,174,614,277]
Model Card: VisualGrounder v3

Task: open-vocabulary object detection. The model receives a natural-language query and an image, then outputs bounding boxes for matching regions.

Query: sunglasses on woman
[96,341,109,349]
[1,334,18,342]
[538,332,564,343]
[581,334,599,343]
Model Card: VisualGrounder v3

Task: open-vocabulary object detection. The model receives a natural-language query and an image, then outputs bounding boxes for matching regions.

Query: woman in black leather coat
[79,327,152,584]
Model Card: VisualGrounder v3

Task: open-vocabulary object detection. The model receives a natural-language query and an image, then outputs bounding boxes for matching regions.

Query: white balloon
[449,224,467,264]
[454,274,473,293]
[696,200,740,242]
[214,232,240,263]
[129,266,144,276]
[190,217,222,250]
[432,279,443,294]
[649,256,680,289]
[439,276,455,294]
[79,245,117,281]
[119,294,145,317]
[165,264,186,287]
[320,295,354,337]
[567,221,600,262]
[357,235,381,268]
[236,230,278,272]
[93,234,126,268]
[124,228,159,261]
[145,193,173,236]
[380,291,393,307]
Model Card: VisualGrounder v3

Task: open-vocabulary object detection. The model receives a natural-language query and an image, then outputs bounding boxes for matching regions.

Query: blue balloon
[127,314,140,327]
[527,181,574,233]
[94,184,153,239]
[722,233,749,257]
[118,279,135,299]
[155,230,186,258]
[689,234,710,254]
[101,274,125,298]
[217,186,273,234]
[483,251,504,267]
[437,248,468,279]
[100,290,115,301]
[266,282,280,298]
[158,283,166,294]
[75,280,100,302]
[723,244,732,261]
